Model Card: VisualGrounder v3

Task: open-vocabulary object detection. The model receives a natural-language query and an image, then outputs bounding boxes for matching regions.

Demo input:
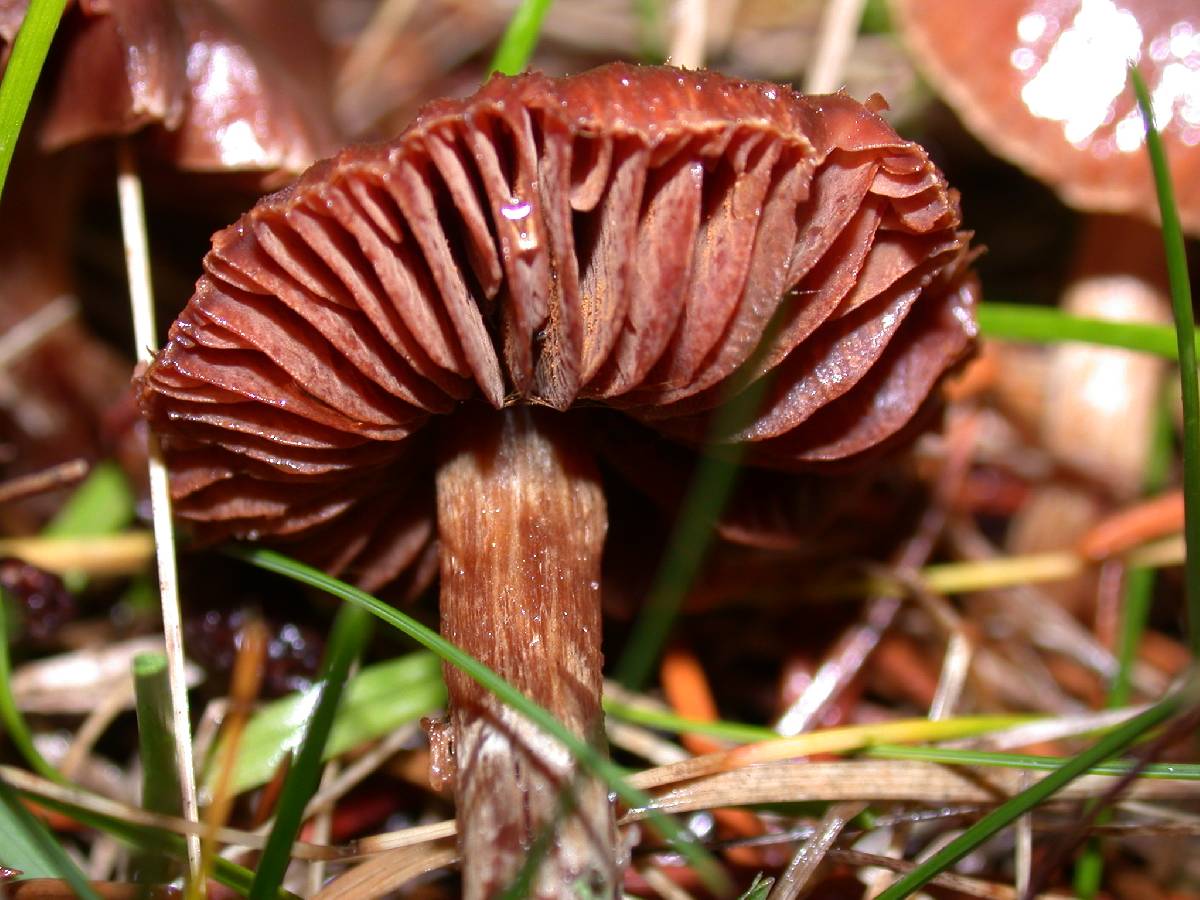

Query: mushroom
[136,64,977,897]
[891,0,1199,497]
[21,0,340,174]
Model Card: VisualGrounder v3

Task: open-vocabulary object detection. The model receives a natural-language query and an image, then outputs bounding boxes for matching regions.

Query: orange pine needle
[659,645,767,866]
[1077,490,1184,560]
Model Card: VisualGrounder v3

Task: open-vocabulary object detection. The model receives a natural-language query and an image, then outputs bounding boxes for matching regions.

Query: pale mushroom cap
[892,0,1200,233]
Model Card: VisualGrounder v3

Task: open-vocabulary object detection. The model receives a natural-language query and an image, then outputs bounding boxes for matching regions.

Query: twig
[0,295,77,370]
[0,458,88,505]
[60,680,134,780]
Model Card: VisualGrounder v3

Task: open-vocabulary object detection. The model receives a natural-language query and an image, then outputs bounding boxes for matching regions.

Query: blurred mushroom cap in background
[20,0,342,174]
[892,0,1200,231]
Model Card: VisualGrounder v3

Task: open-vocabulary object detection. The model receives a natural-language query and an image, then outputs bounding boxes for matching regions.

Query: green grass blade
[614,372,773,690]
[0,0,68,201]
[207,652,445,797]
[0,778,99,897]
[250,605,373,900]
[488,0,553,76]
[738,872,774,899]
[41,461,135,538]
[231,545,730,894]
[2,783,278,898]
[134,653,183,817]
[1130,66,1200,654]
[1110,400,1174,711]
[1077,400,1174,896]
[977,302,1193,358]
[131,652,182,883]
[41,460,136,592]
[1073,843,1105,900]
[633,0,666,62]
[860,0,892,33]
[603,699,777,743]
[873,682,1193,900]
[613,450,744,689]
[0,587,61,783]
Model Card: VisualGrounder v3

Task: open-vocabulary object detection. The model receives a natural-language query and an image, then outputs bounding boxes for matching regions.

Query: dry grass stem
[624,760,1200,817]
[351,819,458,855]
[830,848,1075,899]
[803,0,869,93]
[770,800,866,900]
[940,710,1147,748]
[307,760,340,895]
[1014,772,1034,898]
[776,595,903,735]
[60,681,135,780]
[335,0,419,97]
[669,0,707,69]
[312,844,457,899]
[605,719,694,767]
[930,631,973,720]
[636,865,699,900]
[0,533,154,577]
[12,637,197,715]
[117,139,201,880]
[305,724,420,819]
[0,764,342,860]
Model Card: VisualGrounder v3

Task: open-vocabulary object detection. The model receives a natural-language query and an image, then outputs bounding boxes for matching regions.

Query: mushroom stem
[435,406,618,898]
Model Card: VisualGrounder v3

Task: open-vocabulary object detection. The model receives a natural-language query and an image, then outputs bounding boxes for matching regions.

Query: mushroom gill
[137,63,978,897]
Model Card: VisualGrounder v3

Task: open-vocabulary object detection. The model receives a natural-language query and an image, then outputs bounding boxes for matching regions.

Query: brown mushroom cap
[33,0,339,173]
[137,63,977,590]
[892,0,1200,232]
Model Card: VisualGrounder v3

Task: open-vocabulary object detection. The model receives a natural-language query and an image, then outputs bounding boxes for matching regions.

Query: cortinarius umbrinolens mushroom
[136,64,977,897]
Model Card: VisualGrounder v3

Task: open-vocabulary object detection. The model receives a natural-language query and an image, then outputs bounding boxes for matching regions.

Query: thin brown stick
[0,458,88,505]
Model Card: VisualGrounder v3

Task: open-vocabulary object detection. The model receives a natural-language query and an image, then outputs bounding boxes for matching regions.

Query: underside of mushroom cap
[137,63,978,588]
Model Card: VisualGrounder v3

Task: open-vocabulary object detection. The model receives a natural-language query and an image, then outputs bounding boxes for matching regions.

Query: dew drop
[500,198,532,221]
[516,228,539,252]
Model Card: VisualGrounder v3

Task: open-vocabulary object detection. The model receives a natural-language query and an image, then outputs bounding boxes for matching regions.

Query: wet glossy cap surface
[893,0,1200,231]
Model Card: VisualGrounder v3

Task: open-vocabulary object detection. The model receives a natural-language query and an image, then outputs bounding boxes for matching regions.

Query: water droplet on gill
[516,229,539,253]
[500,198,532,221]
